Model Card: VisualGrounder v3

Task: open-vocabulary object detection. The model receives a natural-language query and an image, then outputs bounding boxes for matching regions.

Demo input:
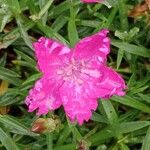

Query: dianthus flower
[25,29,126,125]
[81,0,103,3]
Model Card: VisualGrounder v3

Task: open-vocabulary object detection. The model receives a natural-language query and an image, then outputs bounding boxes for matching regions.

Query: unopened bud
[31,115,61,134]
[77,140,91,150]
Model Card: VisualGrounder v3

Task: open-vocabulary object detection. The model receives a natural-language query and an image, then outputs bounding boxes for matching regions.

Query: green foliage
[0,0,150,150]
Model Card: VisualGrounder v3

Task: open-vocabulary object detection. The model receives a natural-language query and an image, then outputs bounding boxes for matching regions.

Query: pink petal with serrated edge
[96,64,126,98]
[33,37,71,76]
[25,77,62,115]
[59,81,98,125]
[73,29,110,64]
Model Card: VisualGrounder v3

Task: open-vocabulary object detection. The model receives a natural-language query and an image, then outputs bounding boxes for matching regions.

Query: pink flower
[81,0,103,3]
[25,29,126,125]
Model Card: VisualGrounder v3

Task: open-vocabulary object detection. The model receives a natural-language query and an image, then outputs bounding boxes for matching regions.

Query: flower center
[57,58,101,85]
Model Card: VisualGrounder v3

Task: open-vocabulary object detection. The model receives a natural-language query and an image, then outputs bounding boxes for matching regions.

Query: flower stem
[46,133,53,150]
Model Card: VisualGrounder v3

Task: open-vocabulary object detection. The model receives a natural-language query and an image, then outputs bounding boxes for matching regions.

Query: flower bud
[77,140,91,150]
[31,116,61,134]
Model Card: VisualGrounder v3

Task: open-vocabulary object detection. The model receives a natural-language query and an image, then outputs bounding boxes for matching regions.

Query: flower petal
[25,77,62,115]
[96,65,126,98]
[33,37,71,76]
[60,81,98,125]
[73,29,110,64]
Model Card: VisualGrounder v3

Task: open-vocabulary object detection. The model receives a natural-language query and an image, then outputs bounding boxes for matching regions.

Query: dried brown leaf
[129,3,149,18]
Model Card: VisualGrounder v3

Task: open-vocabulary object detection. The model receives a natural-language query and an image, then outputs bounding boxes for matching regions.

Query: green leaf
[142,127,150,150]
[0,115,38,136]
[12,60,36,69]
[138,94,150,104]
[0,14,11,32]
[89,127,113,145]
[14,49,36,66]
[16,16,33,50]
[119,121,150,134]
[91,112,108,124]
[0,53,7,66]
[67,119,82,141]
[4,0,21,15]
[0,89,19,106]
[21,73,41,86]
[57,124,71,145]
[38,0,52,25]
[0,127,20,150]
[37,23,68,45]
[68,1,79,47]
[1,21,34,49]
[101,100,118,125]
[49,1,73,18]
[0,66,20,77]
[112,40,150,58]
[0,67,21,86]
[52,14,68,32]
[54,144,76,150]
[119,143,130,150]
[117,49,124,69]
[118,0,128,30]
[38,0,53,19]
[111,95,150,113]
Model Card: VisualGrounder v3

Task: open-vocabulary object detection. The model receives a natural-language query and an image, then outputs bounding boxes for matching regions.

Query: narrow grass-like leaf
[119,110,139,122]
[68,1,79,47]
[112,95,150,113]
[0,53,7,66]
[0,89,19,106]
[119,121,150,134]
[12,60,36,69]
[0,14,11,32]
[118,0,128,30]
[112,40,150,58]
[57,124,71,145]
[79,20,100,28]
[117,49,124,69]
[1,21,34,48]
[119,143,130,150]
[21,73,41,86]
[138,94,150,104]
[0,66,20,77]
[89,127,113,145]
[67,119,82,141]
[4,0,21,15]
[0,72,21,86]
[101,100,118,125]
[37,23,68,45]
[16,16,33,49]
[0,127,20,150]
[141,127,150,150]
[52,14,68,32]
[54,144,76,150]
[38,0,53,19]
[49,1,71,18]
[91,112,108,124]
[14,49,36,66]
[39,0,50,25]
[0,115,38,136]
[0,68,21,86]
[103,7,118,28]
